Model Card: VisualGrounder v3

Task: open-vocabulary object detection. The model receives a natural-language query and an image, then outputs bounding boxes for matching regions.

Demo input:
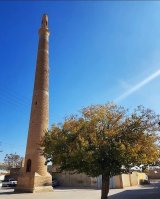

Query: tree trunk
[101,174,110,199]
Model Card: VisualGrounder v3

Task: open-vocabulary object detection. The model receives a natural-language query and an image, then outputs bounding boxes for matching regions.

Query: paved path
[0,182,160,199]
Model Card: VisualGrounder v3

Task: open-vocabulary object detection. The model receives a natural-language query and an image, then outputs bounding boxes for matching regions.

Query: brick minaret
[15,14,52,193]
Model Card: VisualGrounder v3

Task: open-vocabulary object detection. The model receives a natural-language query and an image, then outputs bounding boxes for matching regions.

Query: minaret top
[39,14,50,36]
[41,14,48,29]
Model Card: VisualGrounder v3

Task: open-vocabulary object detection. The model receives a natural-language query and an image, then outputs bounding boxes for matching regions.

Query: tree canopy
[42,103,160,199]
[4,153,23,170]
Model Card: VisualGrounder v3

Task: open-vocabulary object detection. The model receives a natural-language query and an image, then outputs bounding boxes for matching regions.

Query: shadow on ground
[108,183,160,199]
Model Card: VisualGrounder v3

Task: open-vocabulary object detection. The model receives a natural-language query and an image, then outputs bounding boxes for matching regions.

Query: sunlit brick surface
[15,14,52,193]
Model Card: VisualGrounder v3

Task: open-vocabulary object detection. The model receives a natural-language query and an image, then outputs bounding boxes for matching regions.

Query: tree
[4,153,23,170]
[0,163,8,171]
[41,103,160,199]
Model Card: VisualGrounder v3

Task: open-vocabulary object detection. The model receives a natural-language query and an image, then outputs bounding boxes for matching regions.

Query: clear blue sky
[1,1,160,162]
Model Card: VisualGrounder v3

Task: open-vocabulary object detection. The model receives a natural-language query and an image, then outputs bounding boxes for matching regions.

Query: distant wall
[122,172,148,187]
[130,172,138,186]
[147,168,160,179]
[54,172,96,188]
[137,172,148,183]
[54,171,148,189]
[121,174,130,187]
[110,175,122,189]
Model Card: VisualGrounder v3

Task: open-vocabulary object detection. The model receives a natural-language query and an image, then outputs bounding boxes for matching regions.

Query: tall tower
[16,14,52,193]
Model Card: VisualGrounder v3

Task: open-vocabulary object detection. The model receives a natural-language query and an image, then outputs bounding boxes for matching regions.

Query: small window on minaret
[46,21,47,26]
[35,101,37,105]
[26,159,31,172]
